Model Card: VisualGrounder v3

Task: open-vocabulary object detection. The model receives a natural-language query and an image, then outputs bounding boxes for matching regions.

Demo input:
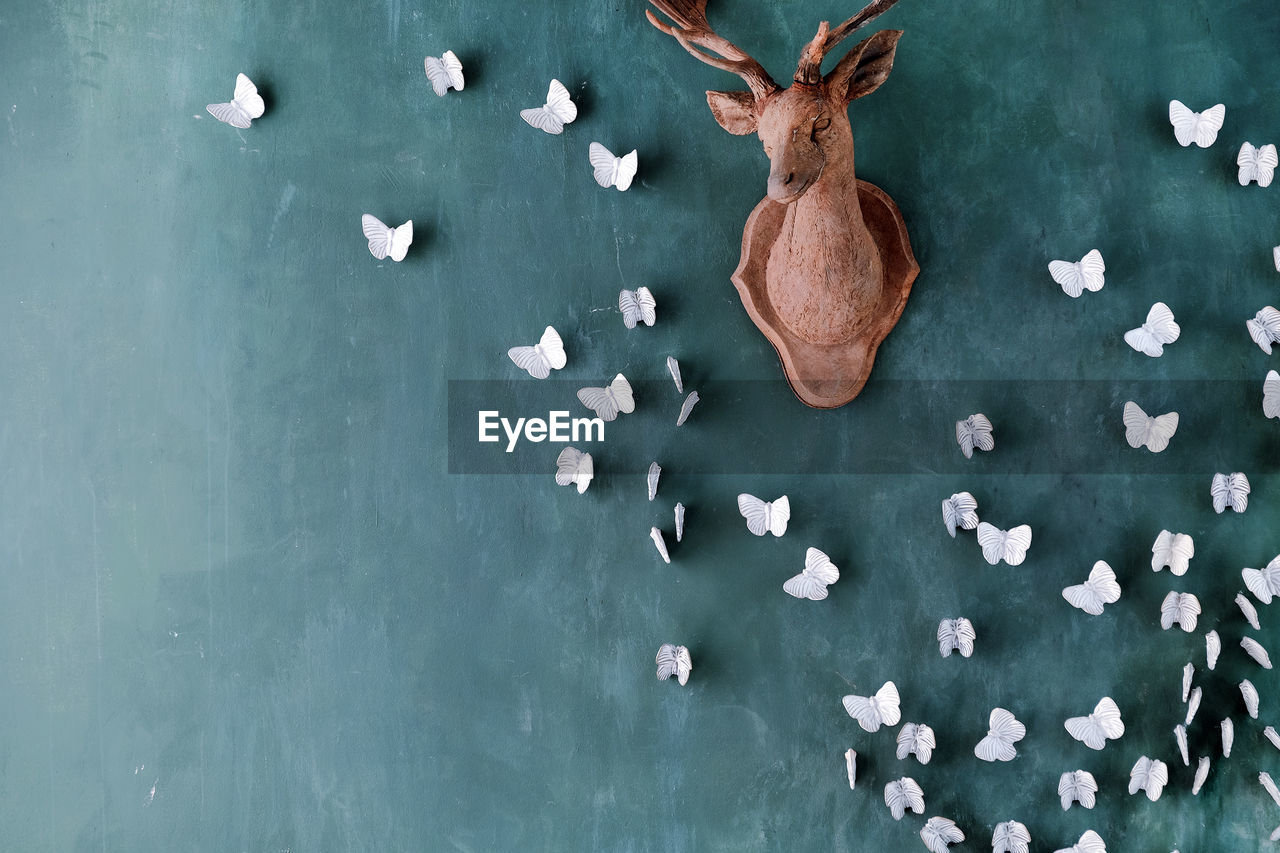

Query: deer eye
[813,116,832,133]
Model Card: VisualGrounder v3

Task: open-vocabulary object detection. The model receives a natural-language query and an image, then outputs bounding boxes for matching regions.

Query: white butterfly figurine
[424,50,464,96]
[1192,756,1210,795]
[976,522,1032,566]
[1247,306,1280,353]
[508,325,567,379]
[1048,249,1105,298]
[1174,723,1189,766]
[1122,402,1178,452]
[1242,637,1273,669]
[520,79,577,134]
[920,817,965,853]
[937,617,976,658]
[843,749,857,790]
[589,142,638,191]
[1168,100,1224,148]
[1238,141,1278,186]
[991,820,1031,853]
[206,73,265,129]
[1151,530,1194,575]
[737,494,789,537]
[955,413,994,458]
[1061,560,1121,615]
[361,214,413,262]
[1243,555,1280,602]
[941,491,979,538]
[650,527,670,564]
[1124,302,1180,357]
[655,643,691,685]
[1264,370,1280,419]
[975,707,1025,762]
[1161,591,1201,631]
[647,462,661,502]
[1206,630,1221,669]
[1058,770,1098,810]
[1128,756,1168,801]
[1211,471,1250,513]
[1237,593,1261,630]
[883,777,925,820]
[842,680,900,732]
[1242,679,1261,718]
[619,287,656,328]
[1065,697,1124,750]
[783,547,839,601]
[674,503,685,542]
[676,391,699,427]
[667,356,683,393]
[577,373,635,421]
[1185,686,1201,726]
[896,722,936,765]
[554,447,593,494]
[1054,830,1106,853]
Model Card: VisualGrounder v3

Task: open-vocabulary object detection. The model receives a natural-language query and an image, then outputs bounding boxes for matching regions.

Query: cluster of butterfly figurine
[204,58,640,264]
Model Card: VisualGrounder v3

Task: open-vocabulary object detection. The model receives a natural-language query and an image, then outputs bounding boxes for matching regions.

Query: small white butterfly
[737,494,789,537]
[1262,772,1280,807]
[361,214,413,262]
[1122,402,1178,452]
[650,527,670,564]
[1151,530,1194,575]
[1054,830,1107,853]
[941,491,979,538]
[520,79,577,134]
[577,373,635,421]
[667,356,683,393]
[976,522,1032,566]
[1193,756,1210,795]
[1243,555,1280,602]
[1264,370,1280,419]
[589,142,638,191]
[206,73,265,129]
[1242,637,1273,669]
[619,287,656,328]
[783,547,839,601]
[975,707,1025,762]
[1211,471,1250,514]
[955,413,994,458]
[1062,560,1121,615]
[507,325,567,379]
[883,777,925,820]
[1128,756,1168,801]
[674,503,685,542]
[424,50,464,96]
[1174,723,1189,766]
[1242,678,1261,718]
[1161,591,1201,631]
[920,816,965,853]
[1206,630,1222,670]
[842,680,901,733]
[1124,302,1180,357]
[1065,697,1125,750]
[554,446,593,494]
[647,462,661,502]
[1185,686,1202,726]
[896,722,936,765]
[937,617,976,658]
[1168,100,1224,148]
[676,391,699,427]
[1182,662,1194,702]
[843,749,857,790]
[1238,141,1278,186]
[1049,249,1106,298]
[1247,306,1280,353]
[655,643,691,684]
[1237,593,1261,630]
[991,820,1031,853]
[1058,770,1098,810]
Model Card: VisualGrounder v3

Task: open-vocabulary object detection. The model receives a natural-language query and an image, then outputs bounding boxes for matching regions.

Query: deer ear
[828,30,903,104]
[706,90,759,135]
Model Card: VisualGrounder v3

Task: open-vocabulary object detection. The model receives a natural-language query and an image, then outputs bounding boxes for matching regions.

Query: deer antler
[794,0,904,84]
[646,0,778,100]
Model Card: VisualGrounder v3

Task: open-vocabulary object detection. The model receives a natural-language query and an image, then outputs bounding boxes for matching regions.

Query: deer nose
[783,172,795,185]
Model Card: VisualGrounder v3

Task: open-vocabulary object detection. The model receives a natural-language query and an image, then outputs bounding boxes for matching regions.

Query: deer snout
[767,161,820,203]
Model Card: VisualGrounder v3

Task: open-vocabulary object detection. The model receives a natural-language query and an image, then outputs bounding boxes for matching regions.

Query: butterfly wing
[535,326,566,372]
[955,419,976,458]
[647,462,661,502]
[508,345,549,379]
[388,220,413,262]
[577,385,618,421]
[232,73,264,120]
[1228,472,1250,512]
[589,142,620,188]
[768,495,790,536]
[1240,142,1260,185]
[1193,756,1211,795]
[612,374,635,415]
[1122,401,1151,449]
[1065,712,1108,750]
[545,79,576,124]
[1242,678,1261,717]
[554,447,592,493]
[1259,143,1278,187]
[1244,568,1276,604]
[1146,302,1180,345]
[521,105,560,134]
[655,644,679,680]
[875,681,901,727]
[976,522,1005,565]
[362,214,392,260]
[1168,99,1197,147]
[1211,473,1230,513]
[937,620,958,657]
[1195,103,1225,147]
[634,286,657,326]
[737,494,770,536]
[614,149,638,191]
[649,527,670,564]
[440,51,464,90]
[425,56,451,96]
[783,547,837,601]
[619,289,642,328]
[676,391,699,427]
[941,491,978,537]
[842,694,880,731]
[998,525,1032,566]
[1264,371,1280,419]
[667,357,683,393]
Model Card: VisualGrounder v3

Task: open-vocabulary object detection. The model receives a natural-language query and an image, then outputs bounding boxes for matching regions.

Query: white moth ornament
[1193,756,1210,795]
[941,492,979,537]
[1168,100,1224,148]
[655,643,691,684]
[920,817,965,853]
[1265,726,1280,752]
[1264,370,1280,419]
[554,447,593,494]
[520,79,577,134]
[508,325,567,379]
[424,51,464,96]
[1211,472,1250,514]
[1049,249,1105,298]
[666,356,683,393]
[884,777,925,820]
[1241,679,1260,718]
[842,681,901,732]
[1249,307,1280,353]
[991,821,1031,853]
[674,503,685,542]
[1124,302,1180,357]
[977,522,1032,566]
[206,73,265,129]
[1151,531,1194,575]
[956,413,994,458]
[1182,662,1194,702]
[1237,593,1261,630]
[1065,697,1125,750]
[1242,637,1273,669]
[647,462,661,501]
[589,142,638,191]
[844,749,857,790]
[1243,556,1280,602]
[1206,630,1222,669]
[676,392,699,426]
[1054,831,1106,853]
[975,707,1025,762]
[896,722,936,765]
[937,617,976,658]
[361,215,413,262]
[1238,141,1278,186]
[783,547,839,601]
[1128,756,1169,801]
[1062,560,1121,615]
[737,494,789,537]
[619,287,656,328]
[1058,770,1098,810]
[1123,402,1178,452]
[649,527,670,564]
[1174,724,1189,766]
[1185,686,1202,727]
[1221,718,1234,757]
[577,374,635,421]
[1262,772,1280,807]
[1161,591,1201,631]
